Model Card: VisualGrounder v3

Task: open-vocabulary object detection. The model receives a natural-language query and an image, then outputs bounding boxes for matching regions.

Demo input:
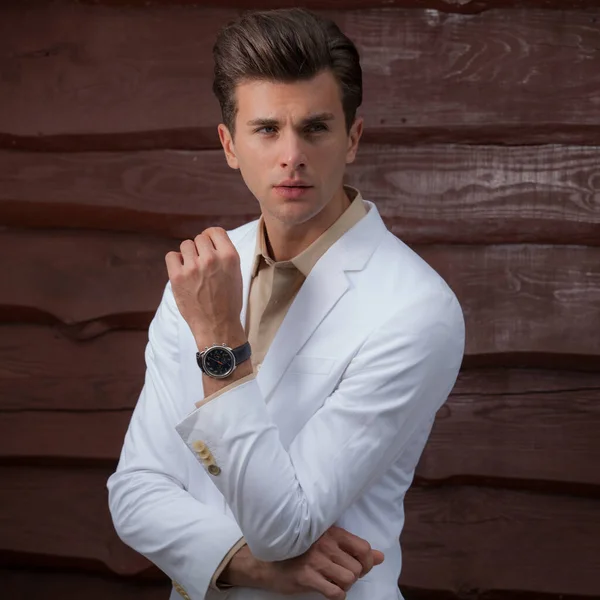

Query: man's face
[218,70,363,228]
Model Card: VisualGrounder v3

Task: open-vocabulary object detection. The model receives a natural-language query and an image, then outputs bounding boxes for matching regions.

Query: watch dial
[204,347,234,377]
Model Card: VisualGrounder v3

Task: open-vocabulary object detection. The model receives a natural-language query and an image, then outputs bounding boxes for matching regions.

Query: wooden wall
[2,1,600,598]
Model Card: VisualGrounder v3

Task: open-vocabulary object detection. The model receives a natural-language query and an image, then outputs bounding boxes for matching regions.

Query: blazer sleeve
[174,284,466,562]
[107,282,244,599]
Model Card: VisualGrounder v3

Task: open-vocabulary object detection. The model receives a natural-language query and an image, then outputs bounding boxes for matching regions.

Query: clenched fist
[165,227,246,349]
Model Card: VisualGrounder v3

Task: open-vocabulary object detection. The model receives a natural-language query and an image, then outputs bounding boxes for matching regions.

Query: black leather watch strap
[231,341,252,366]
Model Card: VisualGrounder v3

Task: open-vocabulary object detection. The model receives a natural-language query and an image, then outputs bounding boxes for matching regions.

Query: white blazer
[107,200,465,600]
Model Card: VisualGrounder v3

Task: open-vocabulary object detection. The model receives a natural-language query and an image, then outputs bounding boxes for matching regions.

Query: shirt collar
[251,185,367,278]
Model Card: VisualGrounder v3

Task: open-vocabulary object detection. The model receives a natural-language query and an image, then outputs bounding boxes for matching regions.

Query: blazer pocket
[287,355,337,375]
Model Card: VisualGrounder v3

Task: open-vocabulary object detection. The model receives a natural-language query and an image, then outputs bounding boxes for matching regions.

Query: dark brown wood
[417,368,600,490]
[401,485,600,597]
[2,233,600,360]
[419,244,600,361]
[0,569,170,600]
[2,321,599,488]
[0,466,153,576]
[0,149,259,239]
[2,465,599,596]
[0,230,171,331]
[0,325,146,411]
[71,0,600,13]
[2,5,600,149]
[3,144,600,245]
[0,411,131,466]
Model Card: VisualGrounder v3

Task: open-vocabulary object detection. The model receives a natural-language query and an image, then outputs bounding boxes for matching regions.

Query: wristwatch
[196,341,252,379]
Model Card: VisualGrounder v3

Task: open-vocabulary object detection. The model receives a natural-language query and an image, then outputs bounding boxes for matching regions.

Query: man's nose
[279,132,307,170]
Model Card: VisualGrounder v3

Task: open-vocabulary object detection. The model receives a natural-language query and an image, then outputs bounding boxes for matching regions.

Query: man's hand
[165,227,245,347]
[220,526,385,599]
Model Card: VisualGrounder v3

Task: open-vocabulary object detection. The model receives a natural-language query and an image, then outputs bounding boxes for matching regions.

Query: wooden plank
[421,244,600,361]
[401,485,600,597]
[2,5,600,149]
[2,465,599,596]
[70,1,600,13]
[0,149,259,239]
[0,569,169,600]
[0,230,170,330]
[0,466,154,576]
[417,368,600,490]
[1,235,600,358]
[0,325,145,411]
[3,144,600,245]
[2,368,600,491]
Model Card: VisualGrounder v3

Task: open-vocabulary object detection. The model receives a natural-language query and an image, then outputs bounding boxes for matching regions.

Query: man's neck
[263,186,351,262]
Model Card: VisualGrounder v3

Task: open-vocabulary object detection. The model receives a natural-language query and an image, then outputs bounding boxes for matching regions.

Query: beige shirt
[209,185,367,589]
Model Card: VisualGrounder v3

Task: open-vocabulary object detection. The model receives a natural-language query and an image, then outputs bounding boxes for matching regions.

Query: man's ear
[218,124,239,169]
[345,116,364,165]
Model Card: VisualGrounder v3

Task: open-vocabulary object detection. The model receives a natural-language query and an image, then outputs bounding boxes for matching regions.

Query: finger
[179,239,199,265]
[320,562,358,591]
[193,233,215,258]
[335,531,373,574]
[329,547,363,580]
[203,227,233,252]
[165,251,183,279]
[372,550,385,565]
[204,227,239,262]
[305,572,346,600]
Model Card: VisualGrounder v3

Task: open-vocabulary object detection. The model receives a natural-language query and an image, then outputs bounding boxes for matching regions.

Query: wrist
[193,324,247,352]
[220,545,266,588]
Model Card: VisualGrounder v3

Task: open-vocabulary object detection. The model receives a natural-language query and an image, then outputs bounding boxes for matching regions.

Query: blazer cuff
[210,536,248,590]
[195,373,256,409]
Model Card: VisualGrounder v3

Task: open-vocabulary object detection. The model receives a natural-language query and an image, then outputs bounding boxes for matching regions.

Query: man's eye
[257,126,277,134]
[306,123,328,133]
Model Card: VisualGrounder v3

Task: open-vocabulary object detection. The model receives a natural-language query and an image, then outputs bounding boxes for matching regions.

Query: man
[107,8,465,600]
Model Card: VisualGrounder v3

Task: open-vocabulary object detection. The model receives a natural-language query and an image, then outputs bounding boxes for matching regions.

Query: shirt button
[208,464,221,476]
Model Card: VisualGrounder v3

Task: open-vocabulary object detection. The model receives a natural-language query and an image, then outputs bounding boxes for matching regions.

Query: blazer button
[192,440,207,453]
[207,464,221,476]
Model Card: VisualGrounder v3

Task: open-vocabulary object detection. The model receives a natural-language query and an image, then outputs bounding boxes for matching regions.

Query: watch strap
[231,341,252,366]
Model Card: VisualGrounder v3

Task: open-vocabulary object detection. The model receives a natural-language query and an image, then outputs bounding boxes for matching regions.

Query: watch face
[203,346,235,378]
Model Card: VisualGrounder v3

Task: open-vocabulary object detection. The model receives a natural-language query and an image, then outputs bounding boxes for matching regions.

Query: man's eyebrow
[246,113,336,127]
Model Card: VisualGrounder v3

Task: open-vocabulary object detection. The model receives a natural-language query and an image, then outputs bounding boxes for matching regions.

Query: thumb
[372,550,385,565]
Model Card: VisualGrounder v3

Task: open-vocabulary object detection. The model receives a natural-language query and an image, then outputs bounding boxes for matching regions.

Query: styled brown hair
[212,8,362,138]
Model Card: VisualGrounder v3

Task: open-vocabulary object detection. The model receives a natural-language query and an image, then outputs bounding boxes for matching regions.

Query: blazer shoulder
[226,218,260,247]
[367,231,463,318]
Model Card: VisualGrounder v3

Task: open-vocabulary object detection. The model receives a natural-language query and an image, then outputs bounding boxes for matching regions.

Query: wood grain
[3,144,600,245]
[2,322,599,489]
[0,230,171,330]
[70,0,600,13]
[0,326,146,411]
[417,368,600,490]
[2,465,599,595]
[0,569,170,600]
[2,234,600,359]
[401,485,600,597]
[2,5,600,149]
[0,466,153,576]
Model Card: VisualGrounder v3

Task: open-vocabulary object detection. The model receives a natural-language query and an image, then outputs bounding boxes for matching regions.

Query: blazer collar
[236,200,386,400]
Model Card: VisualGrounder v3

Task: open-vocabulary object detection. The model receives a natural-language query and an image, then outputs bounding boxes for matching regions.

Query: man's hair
[212,8,362,138]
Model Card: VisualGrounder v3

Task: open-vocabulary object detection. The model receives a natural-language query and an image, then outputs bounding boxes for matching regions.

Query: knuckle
[357,540,371,556]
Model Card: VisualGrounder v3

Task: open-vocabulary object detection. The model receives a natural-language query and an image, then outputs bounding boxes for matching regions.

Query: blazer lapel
[256,201,386,401]
[236,222,259,332]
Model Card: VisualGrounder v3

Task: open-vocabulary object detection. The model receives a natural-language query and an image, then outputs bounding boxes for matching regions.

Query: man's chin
[264,198,323,226]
